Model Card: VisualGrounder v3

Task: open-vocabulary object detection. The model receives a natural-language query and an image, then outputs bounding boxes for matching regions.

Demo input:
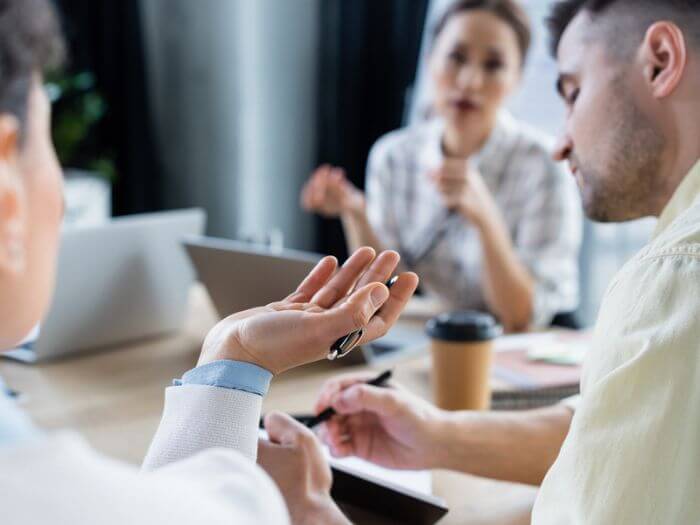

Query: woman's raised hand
[301,164,365,218]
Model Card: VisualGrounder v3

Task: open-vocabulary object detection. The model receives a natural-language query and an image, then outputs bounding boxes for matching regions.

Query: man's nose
[552,132,573,162]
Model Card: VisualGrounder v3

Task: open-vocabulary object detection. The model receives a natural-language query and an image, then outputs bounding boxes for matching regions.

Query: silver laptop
[184,236,428,365]
[184,236,322,316]
[5,209,205,362]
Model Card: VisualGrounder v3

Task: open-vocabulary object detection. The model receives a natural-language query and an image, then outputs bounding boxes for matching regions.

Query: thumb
[331,384,399,418]
[264,411,311,446]
[257,437,279,465]
[318,283,389,341]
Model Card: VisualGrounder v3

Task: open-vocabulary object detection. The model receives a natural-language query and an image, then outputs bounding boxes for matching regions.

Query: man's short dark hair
[0,0,65,131]
[546,0,700,58]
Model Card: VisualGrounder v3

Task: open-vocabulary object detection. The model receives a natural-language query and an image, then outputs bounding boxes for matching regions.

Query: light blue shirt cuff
[174,360,273,397]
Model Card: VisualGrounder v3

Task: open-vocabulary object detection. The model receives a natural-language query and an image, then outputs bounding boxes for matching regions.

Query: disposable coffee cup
[426,311,502,411]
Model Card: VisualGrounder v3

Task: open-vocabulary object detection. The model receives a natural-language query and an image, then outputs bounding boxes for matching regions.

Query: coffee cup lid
[425,311,502,342]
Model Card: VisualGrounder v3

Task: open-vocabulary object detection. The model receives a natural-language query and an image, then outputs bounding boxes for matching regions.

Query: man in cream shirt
[534,1,700,521]
[314,0,700,522]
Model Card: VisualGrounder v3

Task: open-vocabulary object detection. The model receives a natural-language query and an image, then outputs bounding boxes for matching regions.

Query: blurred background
[52,0,655,327]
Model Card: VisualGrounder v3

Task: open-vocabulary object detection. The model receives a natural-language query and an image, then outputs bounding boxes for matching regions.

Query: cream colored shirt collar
[653,159,700,238]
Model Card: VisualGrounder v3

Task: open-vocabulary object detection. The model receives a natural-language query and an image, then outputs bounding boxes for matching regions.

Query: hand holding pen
[305,370,393,428]
[258,370,393,430]
[314,370,444,470]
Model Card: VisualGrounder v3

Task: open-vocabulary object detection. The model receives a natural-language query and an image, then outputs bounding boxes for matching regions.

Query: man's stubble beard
[578,82,666,223]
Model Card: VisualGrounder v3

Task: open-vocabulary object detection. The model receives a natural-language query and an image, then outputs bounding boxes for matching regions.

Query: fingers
[324,416,356,458]
[330,383,400,417]
[302,165,350,212]
[429,161,470,182]
[429,170,467,194]
[312,270,417,351]
[301,165,328,211]
[360,272,419,343]
[315,281,390,340]
[329,167,346,184]
[257,436,284,466]
[311,247,376,308]
[300,168,317,210]
[285,256,338,303]
[439,158,470,177]
[436,178,467,193]
[351,250,400,294]
[314,371,380,414]
[265,411,316,446]
[264,411,330,480]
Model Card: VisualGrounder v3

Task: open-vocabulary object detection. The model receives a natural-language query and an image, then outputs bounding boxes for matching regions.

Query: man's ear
[640,21,687,99]
[0,114,25,275]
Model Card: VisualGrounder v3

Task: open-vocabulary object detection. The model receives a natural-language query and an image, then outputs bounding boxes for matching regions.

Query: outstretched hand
[197,247,419,375]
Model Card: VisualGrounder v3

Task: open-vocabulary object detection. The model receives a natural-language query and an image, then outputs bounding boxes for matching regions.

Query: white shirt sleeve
[0,432,289,524]
[141,384,290,523]
[143,384,262,467]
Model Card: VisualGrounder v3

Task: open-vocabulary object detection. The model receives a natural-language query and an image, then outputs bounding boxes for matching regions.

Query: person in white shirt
[0,1,419,524]
[312,0,700,523]
[301,0,583,332]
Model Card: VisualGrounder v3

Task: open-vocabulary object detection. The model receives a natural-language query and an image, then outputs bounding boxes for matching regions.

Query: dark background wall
[52,0,428,255]
[54,0,163,216]
[316,0,429,257]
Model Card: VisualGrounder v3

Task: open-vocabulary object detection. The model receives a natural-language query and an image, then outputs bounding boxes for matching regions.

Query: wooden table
[0,286,537,524]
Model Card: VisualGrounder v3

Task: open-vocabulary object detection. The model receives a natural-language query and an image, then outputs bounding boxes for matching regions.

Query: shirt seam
[637,248,700,263]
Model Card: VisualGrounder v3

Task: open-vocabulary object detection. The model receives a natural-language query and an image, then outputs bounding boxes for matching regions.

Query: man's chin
[582,194,616,223]
[583,201,646,223]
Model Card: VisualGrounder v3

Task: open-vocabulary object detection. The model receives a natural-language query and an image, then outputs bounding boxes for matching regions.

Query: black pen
[305,369,393,428]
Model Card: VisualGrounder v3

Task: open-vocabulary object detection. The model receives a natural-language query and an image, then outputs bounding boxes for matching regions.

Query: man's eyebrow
[556,72,576,98]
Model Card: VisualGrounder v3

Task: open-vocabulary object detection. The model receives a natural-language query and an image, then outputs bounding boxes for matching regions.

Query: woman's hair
[431,0,532,65]
[0,0,65,132]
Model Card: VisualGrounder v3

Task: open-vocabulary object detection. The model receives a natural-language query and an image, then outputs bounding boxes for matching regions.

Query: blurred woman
[301,0,582,332]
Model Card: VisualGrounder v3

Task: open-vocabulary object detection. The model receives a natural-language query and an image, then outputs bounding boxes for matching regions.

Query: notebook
[259,429,448,524]
[491,330,591,410]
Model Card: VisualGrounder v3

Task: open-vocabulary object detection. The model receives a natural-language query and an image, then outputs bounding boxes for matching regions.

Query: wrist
[421,408,452,469]
[471,203,506,237]
[430,410,472,471]
[198,327,279,374]
[457,202,484,226]
[340,193,366,222]
[197,349,272,374]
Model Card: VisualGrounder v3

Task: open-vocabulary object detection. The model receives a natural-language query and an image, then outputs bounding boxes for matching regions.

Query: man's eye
[567,88,580,105]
